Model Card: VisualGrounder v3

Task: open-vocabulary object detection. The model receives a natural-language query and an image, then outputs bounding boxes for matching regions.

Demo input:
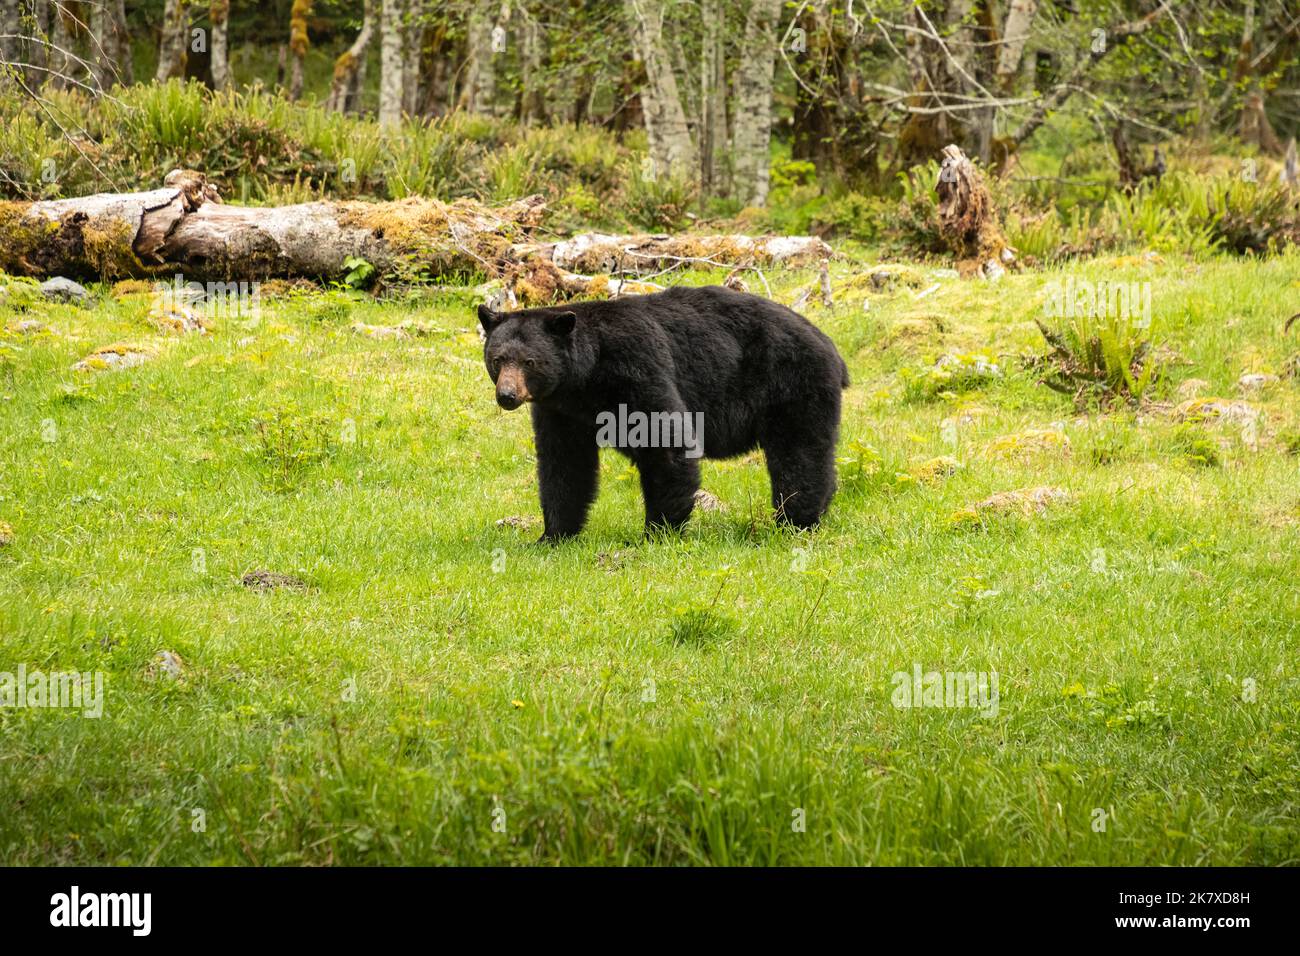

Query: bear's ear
[478,304,501,334]
[545,311,577,337]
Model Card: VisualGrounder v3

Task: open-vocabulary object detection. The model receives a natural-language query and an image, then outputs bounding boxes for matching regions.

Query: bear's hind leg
[762,424,838,530]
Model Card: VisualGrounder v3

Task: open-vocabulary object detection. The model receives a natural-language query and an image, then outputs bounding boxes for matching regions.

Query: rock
[0,521,13,546]
[1237,372,1279,393]
[73,344,152,372]
[1176,378,1210,400]
[722,270,749,294]
[950,486,1070,526]
[149,297,210,334]
[1175,397,1261,425]
[39,277,90,304]
[869,269,896,291]
[984,428,1070,460]
[982,258,1005,281]
[350,320,439,340]
[597,550,626,571]
[241,569,308,592]
[693,489,725,511]
[7,319,46,334]
[935,352,1000,378]
[495,515,540,531]
[909,456,963,484]
[147,650,186,681]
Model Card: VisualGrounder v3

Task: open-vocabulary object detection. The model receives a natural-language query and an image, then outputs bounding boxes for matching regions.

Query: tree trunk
[402,0,424,116]
[731,0,781,207]
[995,0,1037,85]
[48,0,76,91]
[327,0,378,113]
[88,0,111,91]
[21,0,52,91]
[625,0,696,178]
[289,0,312,101]
[461,2,505,115]
[420,21,453,116]
[0,2,19,85]
[698,0,726,196]
[516,9,546,126]
[109,0,134,86]
[209,0,231,92]
[156,0,190,83]
[379,0,405,126]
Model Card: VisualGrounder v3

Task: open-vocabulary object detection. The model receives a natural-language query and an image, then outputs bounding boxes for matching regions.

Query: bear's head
[478,304,577,410]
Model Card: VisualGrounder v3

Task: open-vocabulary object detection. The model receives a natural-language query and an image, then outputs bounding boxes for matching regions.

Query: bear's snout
[495,363,531,410]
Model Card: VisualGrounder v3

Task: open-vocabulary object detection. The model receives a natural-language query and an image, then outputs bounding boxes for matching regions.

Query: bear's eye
[524,358,537,370]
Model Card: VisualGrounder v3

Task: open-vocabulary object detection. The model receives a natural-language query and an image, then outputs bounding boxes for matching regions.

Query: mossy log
[524,232,833,275]
[0,171,832,295]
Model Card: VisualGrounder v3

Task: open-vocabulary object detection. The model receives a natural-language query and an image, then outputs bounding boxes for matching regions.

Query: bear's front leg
[635,448,700,535]
[532,407,599,542]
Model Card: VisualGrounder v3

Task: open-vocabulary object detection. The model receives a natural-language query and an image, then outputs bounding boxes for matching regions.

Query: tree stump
[935,144,1016,278]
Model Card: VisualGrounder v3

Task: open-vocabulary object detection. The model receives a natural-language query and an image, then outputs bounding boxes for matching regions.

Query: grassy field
[1,250,1298,865]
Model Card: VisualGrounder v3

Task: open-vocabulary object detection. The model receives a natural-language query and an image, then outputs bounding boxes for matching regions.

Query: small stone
[693,489,724,511]
[950,486,1070,526]
[148,650,186,681]
[1237,372,1279,393]
[597,550,625,571]
[39,277,90,304]
[149,295,210,334]
[983,428,1070,460]
[73,344,152,372]
[909,456,963,484]
[350,320,438,340]
[1175,397,1261,425]
[869,269,896,291]
[495,515,540,530]
[241,569,307,591]
[0,521,13,546]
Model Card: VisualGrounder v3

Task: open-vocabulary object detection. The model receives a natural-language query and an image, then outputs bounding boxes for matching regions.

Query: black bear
[478,285,849,541]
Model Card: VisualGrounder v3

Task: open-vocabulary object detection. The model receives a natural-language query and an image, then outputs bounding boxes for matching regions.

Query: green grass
[1,251,1298,865]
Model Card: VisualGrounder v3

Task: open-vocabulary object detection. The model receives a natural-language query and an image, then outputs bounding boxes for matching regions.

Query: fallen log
[0,170,545,283]
[525,232,832,274]
[0,172,832,300]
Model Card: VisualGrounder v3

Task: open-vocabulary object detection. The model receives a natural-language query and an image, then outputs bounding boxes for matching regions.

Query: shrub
[1033,311,1162,405]
[620,160,698,231]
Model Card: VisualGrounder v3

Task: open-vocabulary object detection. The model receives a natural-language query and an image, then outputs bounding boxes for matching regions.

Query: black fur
[479,285,850,541]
